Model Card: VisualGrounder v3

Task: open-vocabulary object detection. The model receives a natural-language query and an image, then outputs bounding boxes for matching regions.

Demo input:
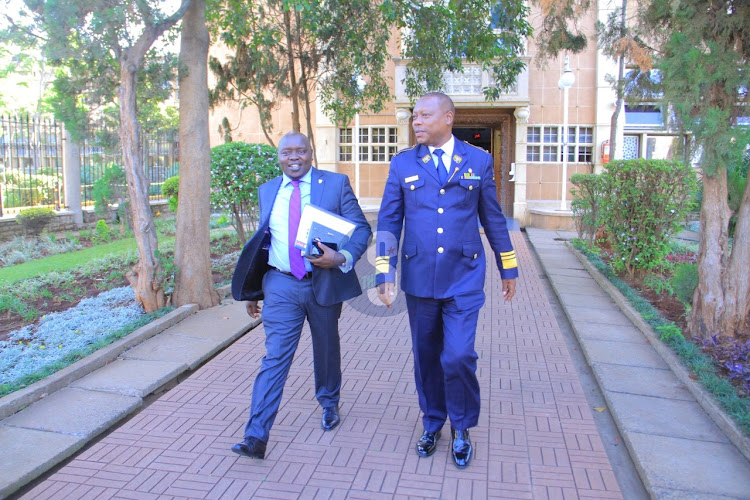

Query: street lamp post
[353,76,366,198]
[558,56,575,211]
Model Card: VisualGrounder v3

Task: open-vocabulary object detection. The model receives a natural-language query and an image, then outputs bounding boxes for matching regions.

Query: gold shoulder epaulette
[392,145,416,157]
[465,142,490,154]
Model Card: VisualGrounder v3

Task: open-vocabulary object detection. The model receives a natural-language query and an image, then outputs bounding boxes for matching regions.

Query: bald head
[278,132,313,180]
[422,92,456,116]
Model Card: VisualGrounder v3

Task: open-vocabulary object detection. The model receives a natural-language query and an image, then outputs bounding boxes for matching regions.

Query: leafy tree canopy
[2,1,184,138]
[209,0,534,139]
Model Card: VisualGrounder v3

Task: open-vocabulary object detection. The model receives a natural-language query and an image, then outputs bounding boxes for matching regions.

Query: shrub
[210,142,280,242]
[643,274,674,296]
[161,175,180,212]
[672,263,699,305]
[2,172,59,208]
[94,220,112,243]
[570,173,606,246]
[92,164,129,227]
[16,207,55,235]
[599,159,698,278]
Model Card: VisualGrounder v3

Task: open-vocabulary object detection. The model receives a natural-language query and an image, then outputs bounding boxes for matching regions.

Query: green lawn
[0,236,175,285]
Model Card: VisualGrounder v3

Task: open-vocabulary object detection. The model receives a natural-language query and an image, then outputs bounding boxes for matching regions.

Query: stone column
[62,127,83,226]
[395,108,412,150]
[513,106,530,226]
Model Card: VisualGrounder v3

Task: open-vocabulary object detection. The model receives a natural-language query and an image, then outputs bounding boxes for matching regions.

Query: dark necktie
[434,148,447,184]
[288,180,306,280]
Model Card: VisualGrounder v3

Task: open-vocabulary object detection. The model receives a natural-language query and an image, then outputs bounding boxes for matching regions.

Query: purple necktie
[288,180,307,280]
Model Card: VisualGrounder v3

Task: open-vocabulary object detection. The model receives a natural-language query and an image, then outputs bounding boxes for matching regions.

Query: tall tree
[18,0,193,311]
[397,0,532,100]
[642,0,749,338]
[208,0,393,156]
[209,0,532,148]
[537,0,750,338]
[173,0,219,308]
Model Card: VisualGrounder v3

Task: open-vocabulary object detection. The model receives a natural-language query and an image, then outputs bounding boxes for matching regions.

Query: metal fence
[0,114,178,217]
[0,114,63,216]
[81,121,180,205]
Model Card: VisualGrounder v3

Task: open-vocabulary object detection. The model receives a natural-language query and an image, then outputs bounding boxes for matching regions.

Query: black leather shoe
[451,428,472,469]
[231,437,267,459]
[416,430,441,457]
[321,405,340,431]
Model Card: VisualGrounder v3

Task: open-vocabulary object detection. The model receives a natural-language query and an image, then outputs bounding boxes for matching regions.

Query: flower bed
[0,287,145,388]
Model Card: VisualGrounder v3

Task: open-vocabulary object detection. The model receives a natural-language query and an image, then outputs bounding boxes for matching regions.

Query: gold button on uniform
[473,253,478,259]
[438,208,444,214]
[438,247,444,253]
[437,228,443,234]
[468,185,473,191]
[440,189,445,194]
[410,185,415,191]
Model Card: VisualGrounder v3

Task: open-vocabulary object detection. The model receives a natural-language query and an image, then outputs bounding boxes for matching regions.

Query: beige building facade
[208,2,682,227]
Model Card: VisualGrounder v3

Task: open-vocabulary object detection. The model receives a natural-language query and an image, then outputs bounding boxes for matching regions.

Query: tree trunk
[721,170,750,333]
[172,0,219,309]
[120,60,166,312]
[609,0,627,161]
[283,10,301,132]
[295,11,318,166]
[689,171,732,338]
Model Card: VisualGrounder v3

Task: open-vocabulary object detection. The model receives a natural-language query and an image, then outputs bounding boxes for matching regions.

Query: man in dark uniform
[375,92,518,469]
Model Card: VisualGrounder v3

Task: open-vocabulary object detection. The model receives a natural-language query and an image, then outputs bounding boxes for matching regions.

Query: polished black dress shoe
[416,430,441,457]
[451,428,472,469]
[231,437,267,459]
[321,405,340,431]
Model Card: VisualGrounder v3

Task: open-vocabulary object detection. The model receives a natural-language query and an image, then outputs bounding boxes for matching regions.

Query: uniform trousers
[243,269,342,443]
[406,290,485,432]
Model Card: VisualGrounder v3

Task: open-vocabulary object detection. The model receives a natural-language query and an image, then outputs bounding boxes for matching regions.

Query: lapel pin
[422,154,431,163]
[453,155,462,164]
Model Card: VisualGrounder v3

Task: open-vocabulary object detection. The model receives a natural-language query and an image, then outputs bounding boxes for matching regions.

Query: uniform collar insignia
[422,154,431,163]
[453,155,462,164]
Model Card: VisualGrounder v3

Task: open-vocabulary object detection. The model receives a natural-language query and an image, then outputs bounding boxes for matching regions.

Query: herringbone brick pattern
[23,233,622,499]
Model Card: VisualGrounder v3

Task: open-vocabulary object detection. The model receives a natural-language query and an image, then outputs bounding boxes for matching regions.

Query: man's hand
[246,301,262,318]
[377,282,396,308]
[502,278,516,302]
[307,242,346,269]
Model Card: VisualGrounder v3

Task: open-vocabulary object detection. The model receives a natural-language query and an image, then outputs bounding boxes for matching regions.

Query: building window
[339,129,352,161]
[339,126,399,163]
[623,135,639,159]
[526,125,595,163]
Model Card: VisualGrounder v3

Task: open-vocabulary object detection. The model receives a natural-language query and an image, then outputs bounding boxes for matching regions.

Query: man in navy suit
[231,132,371,460]
[376,93,518,469]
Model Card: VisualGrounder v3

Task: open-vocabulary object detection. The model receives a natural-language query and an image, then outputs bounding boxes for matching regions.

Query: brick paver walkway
[22,233,622,499]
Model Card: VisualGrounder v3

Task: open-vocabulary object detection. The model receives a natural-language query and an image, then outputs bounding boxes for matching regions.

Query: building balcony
[393,59,530,107]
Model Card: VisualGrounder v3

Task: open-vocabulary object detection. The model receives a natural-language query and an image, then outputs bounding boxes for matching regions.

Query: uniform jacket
[376,138,518,299]
[232,168,372,306]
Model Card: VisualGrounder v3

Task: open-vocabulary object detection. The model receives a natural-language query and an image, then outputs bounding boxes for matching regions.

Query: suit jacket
[376,137,518,299]
[232,168,372,306]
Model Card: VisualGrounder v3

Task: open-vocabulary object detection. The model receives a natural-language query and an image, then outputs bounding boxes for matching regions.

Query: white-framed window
[526,125,594,163]
[339,127,399,162]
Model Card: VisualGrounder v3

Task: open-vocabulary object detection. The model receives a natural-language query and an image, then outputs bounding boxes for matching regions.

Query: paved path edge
[564,241,750,464]
[0,289,265,498]
[0,305,198,421]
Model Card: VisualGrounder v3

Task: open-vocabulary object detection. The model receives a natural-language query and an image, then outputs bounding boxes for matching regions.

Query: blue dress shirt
[267,169,353,273]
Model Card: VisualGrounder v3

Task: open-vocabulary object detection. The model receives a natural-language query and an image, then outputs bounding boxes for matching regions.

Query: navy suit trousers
[244,269,342,442]
[406,290,485,432]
